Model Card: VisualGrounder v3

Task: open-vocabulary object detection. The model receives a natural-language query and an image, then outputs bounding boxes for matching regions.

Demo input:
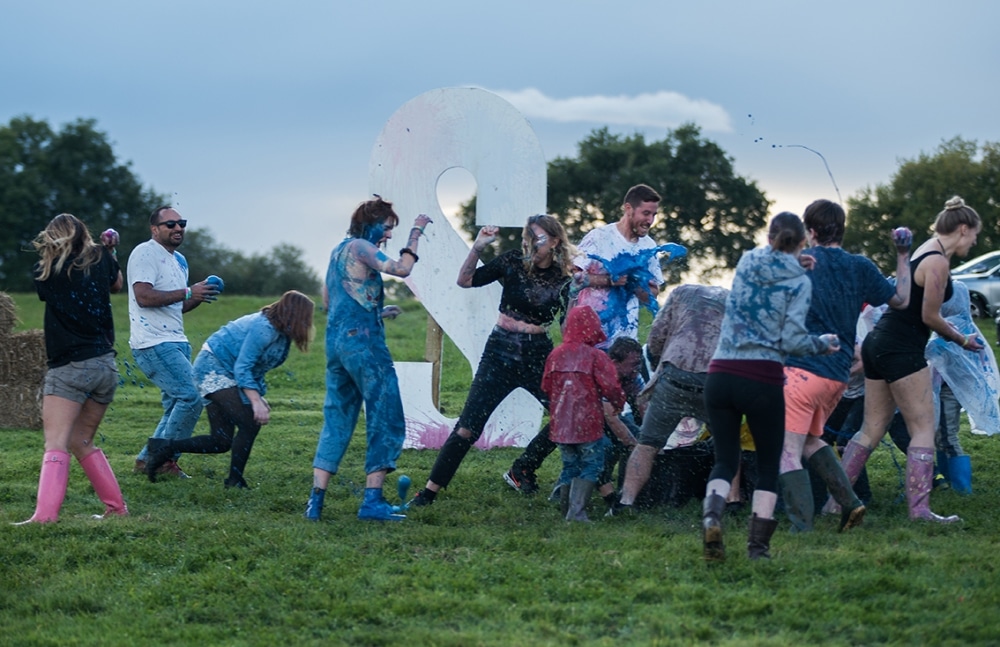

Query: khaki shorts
[784,366,846,437]
[43,352,119,404]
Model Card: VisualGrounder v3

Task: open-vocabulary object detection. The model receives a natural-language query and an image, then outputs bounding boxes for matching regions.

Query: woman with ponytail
[700,212,839,561]
[831,196,982,524]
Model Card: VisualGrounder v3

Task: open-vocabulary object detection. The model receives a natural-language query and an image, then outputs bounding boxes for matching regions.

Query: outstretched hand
[190,280,221,303]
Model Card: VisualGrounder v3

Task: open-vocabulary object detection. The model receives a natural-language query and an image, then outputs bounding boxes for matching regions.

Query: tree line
[0,116,319,294]
[2,115,996,294]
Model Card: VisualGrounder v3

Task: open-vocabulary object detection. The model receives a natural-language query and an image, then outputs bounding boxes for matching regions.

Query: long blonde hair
[521,214,577,277]
[33,213,103,281]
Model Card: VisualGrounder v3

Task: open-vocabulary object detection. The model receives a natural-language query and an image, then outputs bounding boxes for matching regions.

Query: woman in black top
[17,214,127,524]
[411,215,575,506]
[833,196,981,523]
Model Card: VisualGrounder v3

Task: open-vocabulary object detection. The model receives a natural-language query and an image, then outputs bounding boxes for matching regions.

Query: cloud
[491,88,732,133]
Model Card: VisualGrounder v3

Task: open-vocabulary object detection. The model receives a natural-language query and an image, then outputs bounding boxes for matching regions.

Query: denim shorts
[43,352,119,404]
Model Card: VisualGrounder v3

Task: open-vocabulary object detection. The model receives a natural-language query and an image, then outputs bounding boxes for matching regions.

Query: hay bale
[0,329,46,429]
[0,292,17,337]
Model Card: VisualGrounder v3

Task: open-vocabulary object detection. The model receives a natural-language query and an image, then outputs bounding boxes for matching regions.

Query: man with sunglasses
[128,206,221,479]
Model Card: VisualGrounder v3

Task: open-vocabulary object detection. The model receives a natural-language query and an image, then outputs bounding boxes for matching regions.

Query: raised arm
[457,226,498,288]
[359,215,432,278]
[887,227,912,309]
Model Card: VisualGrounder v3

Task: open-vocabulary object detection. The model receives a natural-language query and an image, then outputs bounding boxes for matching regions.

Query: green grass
[2,293,1000,646]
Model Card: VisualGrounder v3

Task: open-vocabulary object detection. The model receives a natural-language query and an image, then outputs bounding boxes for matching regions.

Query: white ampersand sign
[369,87,547,449]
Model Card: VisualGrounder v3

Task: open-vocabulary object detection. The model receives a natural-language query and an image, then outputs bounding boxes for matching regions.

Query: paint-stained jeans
[558,437,610,484]
[133,341,203,461]
[314,311,404,476]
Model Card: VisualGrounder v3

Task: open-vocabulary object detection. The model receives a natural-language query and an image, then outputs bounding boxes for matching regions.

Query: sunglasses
[157,219,187,229]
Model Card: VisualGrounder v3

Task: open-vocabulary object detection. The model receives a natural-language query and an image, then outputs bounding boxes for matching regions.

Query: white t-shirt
[573,222,664,344]
[127,239,189,349]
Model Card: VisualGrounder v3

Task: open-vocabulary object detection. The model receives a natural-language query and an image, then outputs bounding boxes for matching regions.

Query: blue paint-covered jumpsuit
[313,239,405,475]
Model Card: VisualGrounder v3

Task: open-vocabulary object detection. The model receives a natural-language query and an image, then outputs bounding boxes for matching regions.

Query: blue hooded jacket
[713,246,829,363]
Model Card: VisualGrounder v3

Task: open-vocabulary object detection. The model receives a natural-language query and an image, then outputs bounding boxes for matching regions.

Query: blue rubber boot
[936,450,950,479]
[304,487,325,521]
[947,455,972,495]
[358,488,405,522]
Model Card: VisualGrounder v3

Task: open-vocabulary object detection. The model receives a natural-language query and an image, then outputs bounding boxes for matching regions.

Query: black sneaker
[502,467,538,495]
[409,488,436,507]
[605,500,633,517]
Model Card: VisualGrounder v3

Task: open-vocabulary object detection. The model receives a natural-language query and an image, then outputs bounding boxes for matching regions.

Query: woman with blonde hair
[146,290,315,488]
[17,213,126,524]
[829,196,982,523]
[411,214,576,507]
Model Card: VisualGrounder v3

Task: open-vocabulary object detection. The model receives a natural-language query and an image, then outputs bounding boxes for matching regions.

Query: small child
[542,305,627,521]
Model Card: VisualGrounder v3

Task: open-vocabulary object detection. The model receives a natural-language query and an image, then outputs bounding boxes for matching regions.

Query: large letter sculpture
[369,87,547,449]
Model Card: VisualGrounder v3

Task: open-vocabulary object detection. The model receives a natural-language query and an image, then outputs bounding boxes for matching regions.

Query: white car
[951,251,1000,318]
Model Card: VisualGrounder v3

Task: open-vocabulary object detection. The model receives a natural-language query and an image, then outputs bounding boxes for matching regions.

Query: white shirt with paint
[127,239,189,349]
[573,222,663,343]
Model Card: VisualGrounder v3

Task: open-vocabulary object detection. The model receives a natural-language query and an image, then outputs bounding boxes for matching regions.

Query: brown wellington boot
[747,514,779,560]
[702,493,727,562]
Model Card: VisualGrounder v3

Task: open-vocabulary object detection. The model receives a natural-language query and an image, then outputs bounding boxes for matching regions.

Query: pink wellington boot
[907,446,960,523]
[14,450,71,525]
[79,449,129,519]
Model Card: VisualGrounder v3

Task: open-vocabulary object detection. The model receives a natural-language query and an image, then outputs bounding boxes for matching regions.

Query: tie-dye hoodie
[713,246,829,363]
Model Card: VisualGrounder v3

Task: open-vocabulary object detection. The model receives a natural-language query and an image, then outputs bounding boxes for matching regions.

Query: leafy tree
[0,115,320,296]
[844,137,1000,272]
[181,230,320,296]
[0,116,167,290]
[459,124,771,283]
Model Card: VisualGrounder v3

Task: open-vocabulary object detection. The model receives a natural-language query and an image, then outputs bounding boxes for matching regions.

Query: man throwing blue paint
[503,184,665,495]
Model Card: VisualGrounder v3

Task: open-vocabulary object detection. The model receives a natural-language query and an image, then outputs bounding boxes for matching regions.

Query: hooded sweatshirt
[712,246,829,364]
[543,305,628,444]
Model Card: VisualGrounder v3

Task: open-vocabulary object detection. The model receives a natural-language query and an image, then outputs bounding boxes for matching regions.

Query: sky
[3,0,998,279]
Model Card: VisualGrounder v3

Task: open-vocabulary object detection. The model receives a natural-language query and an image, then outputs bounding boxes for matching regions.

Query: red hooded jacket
[542,305,627,444]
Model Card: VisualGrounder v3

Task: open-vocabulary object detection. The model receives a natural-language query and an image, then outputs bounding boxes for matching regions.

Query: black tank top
[875,251,953,349]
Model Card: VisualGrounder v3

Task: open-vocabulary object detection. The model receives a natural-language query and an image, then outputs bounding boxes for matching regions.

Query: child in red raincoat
[543,305,627,521]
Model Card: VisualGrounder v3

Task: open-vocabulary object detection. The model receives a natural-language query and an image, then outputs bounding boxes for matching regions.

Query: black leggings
[171,387,261,487]
[428,328,550,489]
[704,372,784,493]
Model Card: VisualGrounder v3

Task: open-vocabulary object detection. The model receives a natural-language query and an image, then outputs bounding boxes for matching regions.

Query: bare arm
[917,254,974,346]
[133,280,218,312]
[361,215,432,278]
[603,401,637,448]
[457,226,498,288]
[887,228,912,309]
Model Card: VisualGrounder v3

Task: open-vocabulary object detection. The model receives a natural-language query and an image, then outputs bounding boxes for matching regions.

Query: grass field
[2,292,1000,646]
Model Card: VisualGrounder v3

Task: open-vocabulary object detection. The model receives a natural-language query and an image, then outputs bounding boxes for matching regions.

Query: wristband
[400,248,419,262]
[185,287,192,301]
